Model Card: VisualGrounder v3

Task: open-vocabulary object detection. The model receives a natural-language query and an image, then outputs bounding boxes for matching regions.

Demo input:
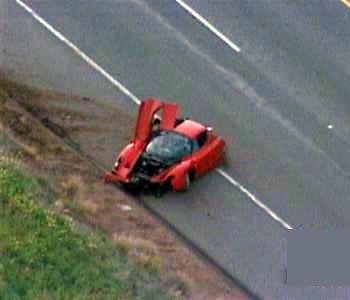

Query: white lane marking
[175,0,241,53]
[216,169,293,230]
[340,0,350,9]
[15,0,292,230]
[15,0,141,106]
[141,0,350,180]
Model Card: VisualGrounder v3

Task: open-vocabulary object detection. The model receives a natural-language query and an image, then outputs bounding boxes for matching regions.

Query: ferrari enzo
[104,98,225,195]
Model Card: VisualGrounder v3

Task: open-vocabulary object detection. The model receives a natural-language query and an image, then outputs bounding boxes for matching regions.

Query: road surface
[2,0,350,298]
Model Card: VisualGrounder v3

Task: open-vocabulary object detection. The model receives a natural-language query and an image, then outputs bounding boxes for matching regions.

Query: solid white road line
[217,169,293,230]
[175,0,241,53]
[15,0,141,106]
[340,0,350,9]
[15,0,293,230]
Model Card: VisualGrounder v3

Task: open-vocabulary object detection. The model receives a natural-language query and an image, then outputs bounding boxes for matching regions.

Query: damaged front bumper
[105,170,159,189]
[104,170,127,184]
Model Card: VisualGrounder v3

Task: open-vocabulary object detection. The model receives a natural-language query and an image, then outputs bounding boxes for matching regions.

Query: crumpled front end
[104,166,131,184]
[104,98,180,194]
[104,151,171,191]
[128,154,171,190]
[104,141,144,185]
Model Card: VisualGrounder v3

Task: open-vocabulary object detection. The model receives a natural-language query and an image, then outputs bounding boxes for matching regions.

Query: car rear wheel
[154,179,172,197]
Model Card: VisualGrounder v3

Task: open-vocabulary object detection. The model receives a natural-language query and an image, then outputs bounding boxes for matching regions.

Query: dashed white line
[15,0,293,230]
[175,0,241,53]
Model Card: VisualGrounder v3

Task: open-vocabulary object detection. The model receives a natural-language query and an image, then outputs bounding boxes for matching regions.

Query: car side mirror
[152,117,161,126]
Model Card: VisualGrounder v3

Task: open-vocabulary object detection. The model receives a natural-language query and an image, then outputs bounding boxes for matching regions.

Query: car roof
[173,119,206,139]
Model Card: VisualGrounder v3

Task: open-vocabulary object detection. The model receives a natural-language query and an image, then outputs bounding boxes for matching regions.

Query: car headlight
[114,158,121,169]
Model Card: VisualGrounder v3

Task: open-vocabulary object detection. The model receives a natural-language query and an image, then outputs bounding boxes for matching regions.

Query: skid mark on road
[15,0,292,230]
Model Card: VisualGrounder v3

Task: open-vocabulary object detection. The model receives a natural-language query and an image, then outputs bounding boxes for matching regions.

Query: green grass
[0,156,169,300]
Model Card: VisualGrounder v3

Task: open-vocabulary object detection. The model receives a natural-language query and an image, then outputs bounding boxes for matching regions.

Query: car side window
[197,131,208,147]
[192,140,199,153]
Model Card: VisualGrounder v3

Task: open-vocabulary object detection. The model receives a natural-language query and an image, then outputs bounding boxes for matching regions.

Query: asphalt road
[2,0,350,298]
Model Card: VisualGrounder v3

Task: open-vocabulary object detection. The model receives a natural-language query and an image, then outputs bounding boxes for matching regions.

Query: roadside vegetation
[0,156,170,299]
[0,71,242,300]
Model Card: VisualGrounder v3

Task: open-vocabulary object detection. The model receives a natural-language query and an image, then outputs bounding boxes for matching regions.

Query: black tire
[189,169,196,181]
[154,179,172,197]
[154,186,163,198]
[122,183,141,195]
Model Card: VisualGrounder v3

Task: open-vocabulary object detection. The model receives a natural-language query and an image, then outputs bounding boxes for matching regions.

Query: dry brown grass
[75,181,121,217]
[77,198,100,216]
[0,76,85,170]
[0,72,48,121]
[112,234,163,274]
[61,175,82,201]
[64,124,102,134]
[1,96,68,161]
[162,270,193,300]
[57,175,85,216]
[0,88,8,103]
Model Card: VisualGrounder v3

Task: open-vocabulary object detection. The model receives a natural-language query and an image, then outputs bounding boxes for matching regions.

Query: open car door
[159,102,179,130]
[134,98,163,142]
[134,98,179,142]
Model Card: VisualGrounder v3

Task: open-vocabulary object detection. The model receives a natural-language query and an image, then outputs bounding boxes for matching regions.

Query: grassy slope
[0,156,170,300]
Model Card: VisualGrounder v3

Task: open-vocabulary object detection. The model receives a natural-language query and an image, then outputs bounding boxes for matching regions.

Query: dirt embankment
[0,72,247,300]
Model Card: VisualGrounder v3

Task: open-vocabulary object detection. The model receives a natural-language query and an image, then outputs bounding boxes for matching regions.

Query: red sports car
[104,98,225,195]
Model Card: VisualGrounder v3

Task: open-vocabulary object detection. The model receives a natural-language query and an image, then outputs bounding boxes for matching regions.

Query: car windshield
[145,131,192,164]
